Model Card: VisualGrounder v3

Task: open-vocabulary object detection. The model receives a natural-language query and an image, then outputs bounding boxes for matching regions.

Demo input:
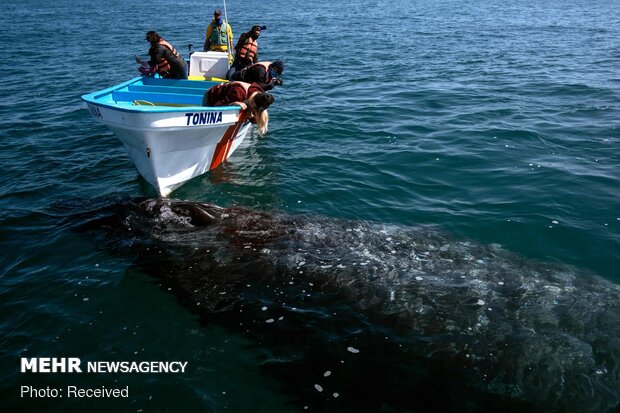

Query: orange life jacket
[237,36,258,61]
[156,39,180,75]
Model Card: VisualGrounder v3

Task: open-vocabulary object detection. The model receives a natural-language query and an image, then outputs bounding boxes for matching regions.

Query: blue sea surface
[1,0,619,412]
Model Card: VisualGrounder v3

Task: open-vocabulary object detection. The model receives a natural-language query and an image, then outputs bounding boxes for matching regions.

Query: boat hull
[82,77,251,196]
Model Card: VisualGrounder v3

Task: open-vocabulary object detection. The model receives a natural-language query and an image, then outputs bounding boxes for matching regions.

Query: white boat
[81,52,252,196]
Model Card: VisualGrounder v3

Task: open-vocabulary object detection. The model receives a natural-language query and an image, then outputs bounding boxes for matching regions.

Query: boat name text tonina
[185,112,223,126]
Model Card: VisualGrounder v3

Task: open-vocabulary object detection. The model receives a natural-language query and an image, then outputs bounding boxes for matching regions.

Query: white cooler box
[189,51,229,80]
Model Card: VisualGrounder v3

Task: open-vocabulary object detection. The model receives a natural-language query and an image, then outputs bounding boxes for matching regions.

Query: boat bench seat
[112,91,203,106]
[141,77,219,89]
[127,85,207,95]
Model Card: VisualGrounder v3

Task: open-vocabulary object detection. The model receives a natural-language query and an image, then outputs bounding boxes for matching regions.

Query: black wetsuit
[231,64,275,91]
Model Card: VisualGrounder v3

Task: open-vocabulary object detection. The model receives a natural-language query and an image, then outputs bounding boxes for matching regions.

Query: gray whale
[76,198,620,412]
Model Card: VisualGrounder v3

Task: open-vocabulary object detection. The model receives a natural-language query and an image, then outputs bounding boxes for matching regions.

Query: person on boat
[226,25,261,80]
[203,9,233,53]
[142,31,188,79]
[230,61,284,91]
[202,81,275,135]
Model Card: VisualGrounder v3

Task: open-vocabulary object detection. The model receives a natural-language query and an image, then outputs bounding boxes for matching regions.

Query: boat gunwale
[81,76,241,114]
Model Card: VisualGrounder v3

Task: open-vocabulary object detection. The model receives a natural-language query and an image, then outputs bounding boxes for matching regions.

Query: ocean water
[1,0,619,412]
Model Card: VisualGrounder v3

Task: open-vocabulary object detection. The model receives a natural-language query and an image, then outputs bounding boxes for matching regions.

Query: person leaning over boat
[231,61,284,91]
[142,31,188,79]
[203,81,274,135]
[226,25,261,80]
[203,9,233,52]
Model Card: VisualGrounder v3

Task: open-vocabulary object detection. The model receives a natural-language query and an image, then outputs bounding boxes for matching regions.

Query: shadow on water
[65,197,620,413]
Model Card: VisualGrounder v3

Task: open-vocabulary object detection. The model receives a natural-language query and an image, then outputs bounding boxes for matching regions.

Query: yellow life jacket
[210,21,230,47]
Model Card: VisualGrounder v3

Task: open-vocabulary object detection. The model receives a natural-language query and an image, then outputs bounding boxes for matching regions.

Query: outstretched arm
[227,25,234,48]
[234,33,247,53]
[232,101,248,111]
